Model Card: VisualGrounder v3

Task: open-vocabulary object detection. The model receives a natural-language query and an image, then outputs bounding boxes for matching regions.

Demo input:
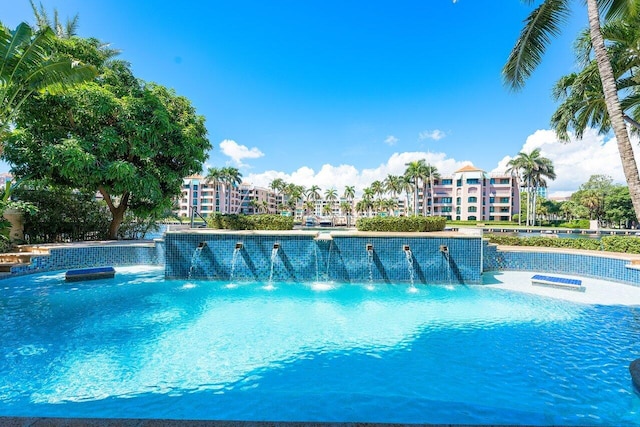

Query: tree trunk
[587,0,640,220]
[99,186,130,240]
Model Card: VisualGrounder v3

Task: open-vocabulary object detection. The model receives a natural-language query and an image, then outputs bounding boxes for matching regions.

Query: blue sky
[4,0,633,196]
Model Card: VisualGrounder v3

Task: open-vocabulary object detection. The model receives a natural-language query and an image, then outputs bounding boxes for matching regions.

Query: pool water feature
[1,266,639,425]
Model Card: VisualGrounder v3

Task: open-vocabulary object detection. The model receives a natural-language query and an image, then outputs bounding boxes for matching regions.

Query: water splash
[229,247,241,284]
[367,248,374,286]
[188,246,204,279]
[265,247,279,290]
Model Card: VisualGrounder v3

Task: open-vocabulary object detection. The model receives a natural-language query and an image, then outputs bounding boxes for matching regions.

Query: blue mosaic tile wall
[482,241,640,286]
[164,232,483,284]
[9,242,164,276]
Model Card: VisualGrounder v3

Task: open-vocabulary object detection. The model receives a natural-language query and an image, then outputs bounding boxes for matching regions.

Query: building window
[441,206,452,212]
[468,206,477,212]
[500,207,510,213]
[489,206,495,213]
[489,197,495,203]
[466,179,479,185]
[442,179,452,185]
[468,196,477,203]
[500,197,510,203]
[490,178,495,184]
[441,197,452,203]
[456,197,461,205]
[456,179,462,187]
[500,178,510,184]
[468,216,477,221]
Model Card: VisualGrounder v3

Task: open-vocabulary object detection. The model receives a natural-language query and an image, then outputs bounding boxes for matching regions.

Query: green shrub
[207,214,293,230]
[557,219,591,229]
[485,233,603,251]
[356,216,446,232]
[601,236,640,254]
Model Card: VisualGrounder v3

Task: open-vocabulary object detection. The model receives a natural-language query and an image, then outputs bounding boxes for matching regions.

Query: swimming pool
[1,266,639,425]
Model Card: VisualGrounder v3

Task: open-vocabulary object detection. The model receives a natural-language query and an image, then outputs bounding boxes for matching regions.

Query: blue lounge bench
[65,266,116,282]
[531,274,585,292]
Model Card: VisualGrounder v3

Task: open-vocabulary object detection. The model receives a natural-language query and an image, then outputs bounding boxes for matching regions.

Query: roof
[454,164,484,173]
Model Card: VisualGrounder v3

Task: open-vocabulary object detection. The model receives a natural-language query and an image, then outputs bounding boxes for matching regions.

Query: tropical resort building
[177,165,520,223]
[424,165,520,221]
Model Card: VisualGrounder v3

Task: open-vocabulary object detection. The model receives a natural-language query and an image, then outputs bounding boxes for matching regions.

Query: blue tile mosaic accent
[8,241,164,277]
[164,232,484,284]
[482,240,640,286]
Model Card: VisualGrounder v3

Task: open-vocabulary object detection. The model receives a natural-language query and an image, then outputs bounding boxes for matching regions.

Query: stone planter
[3,207,24,242]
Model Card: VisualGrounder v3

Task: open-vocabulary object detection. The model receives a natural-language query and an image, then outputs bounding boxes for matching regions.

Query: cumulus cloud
[219,139,264,167]
[384,135,399,146]
[418,129,446,141]
[245,151,471,196]
[491,128,640,198]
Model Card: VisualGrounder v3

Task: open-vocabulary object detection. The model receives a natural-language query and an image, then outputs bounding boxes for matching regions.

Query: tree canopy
[5,34,211,239]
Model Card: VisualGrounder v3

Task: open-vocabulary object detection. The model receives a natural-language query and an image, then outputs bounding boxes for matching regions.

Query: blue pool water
[1,266,639,425]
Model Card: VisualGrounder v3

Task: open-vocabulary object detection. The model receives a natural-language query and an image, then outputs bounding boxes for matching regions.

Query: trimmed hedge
[485,233,640,254]
[207,214,293,230]
[557,219,591,229]
[356,216,447,232]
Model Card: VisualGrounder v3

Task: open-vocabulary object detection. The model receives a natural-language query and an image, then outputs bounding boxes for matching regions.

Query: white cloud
[219,139,264,167]
[491,128,640,198]
[241,127,638,199]
[418,129,446,141]
[384,135,399,146]
[245,151,471,196]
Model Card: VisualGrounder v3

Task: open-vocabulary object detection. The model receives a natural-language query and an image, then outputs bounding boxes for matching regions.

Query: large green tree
[6,36,210,239]
[0,21,95,147]
[503,0,640,224]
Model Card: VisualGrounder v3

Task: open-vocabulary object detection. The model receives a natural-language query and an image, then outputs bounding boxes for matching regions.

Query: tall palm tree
[506,149,556,226]
[307,185,321,202]
[370,180,385,201]
[384,175,403,216]
[324,188,338,224]
[0,22,96,146]
[400,174,413,216]
[503,0,640,223]
[362,187,375,217]
[220,166,242,213]
[423,164,440,216]
[30,0,79,38]
[551,10,640,139]
[269,178,286,214]
[205,167,223,213]
[340,200,353,227]
[404,161,424,215]
[343,185,355,201]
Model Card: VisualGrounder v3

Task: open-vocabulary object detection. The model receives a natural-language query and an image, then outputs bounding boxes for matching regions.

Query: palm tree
[343,185,355,201]
[30,0,79,38]
[503,0,640,223]
[340,200,353,227]
[404,160,428,215]
[400,174,413,216]
[307,185,321,202]
[220,166,242,213]
[205,167,223,213]
[362,187,375,217]
[269,178,286,214]
[423,164,440,216]
[0,22,96,146]
[384,175,403,216]
[551,11,640,139]
[324,188,338,225]
[370,180,385,200]
[506,149,555,226]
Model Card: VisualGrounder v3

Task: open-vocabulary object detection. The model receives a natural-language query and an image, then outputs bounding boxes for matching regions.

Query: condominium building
[177,165,519,222]
[425,165,519,221]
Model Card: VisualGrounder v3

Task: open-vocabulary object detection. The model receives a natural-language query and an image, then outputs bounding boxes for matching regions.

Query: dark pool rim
[0,418,573,427]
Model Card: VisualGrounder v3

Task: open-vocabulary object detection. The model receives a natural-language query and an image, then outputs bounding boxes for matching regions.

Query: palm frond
[503,0,571,91]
